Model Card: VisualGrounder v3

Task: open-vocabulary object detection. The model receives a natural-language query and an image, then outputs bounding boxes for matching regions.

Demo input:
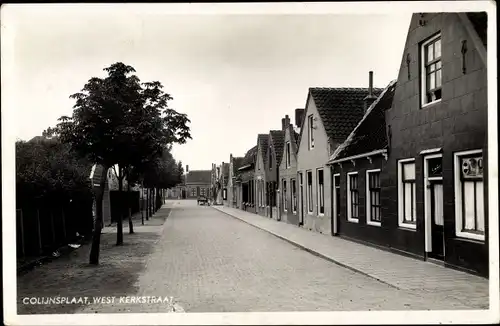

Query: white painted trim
[423,153,443,253]
[420,33,442,107]
[328,149,388,165]
[347,171,359,223]
[306,170,314,213]
[328,80,397,163]
[398,158,417,230]
[420,148,442,155]
[454,149,486,241]
[366,169,382,227]
[291,178,297,214]
[332,173,340,234]
[317,168,325,216]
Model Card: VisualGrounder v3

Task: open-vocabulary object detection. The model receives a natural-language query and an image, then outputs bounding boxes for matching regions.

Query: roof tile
[330,81,396,161]
[310,87,384,142]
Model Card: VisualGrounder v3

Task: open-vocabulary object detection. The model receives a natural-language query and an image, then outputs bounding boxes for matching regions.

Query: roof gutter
[327,149,387,165]
[238,164,252,171]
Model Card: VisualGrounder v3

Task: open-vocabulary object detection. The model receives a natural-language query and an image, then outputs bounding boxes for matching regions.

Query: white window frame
[307,170,313,214]
[421,33,442,108]
[317,168,325,216]
[286,141,291,168]
[308,115,315,150]
[366,169,382,227]
[291,178,297,214]
[454,149,485,241]
[333,173,341,234]
[260,180,264,207]
[283,179,288,212]
[347,172,359,223]
[398,158,417,230]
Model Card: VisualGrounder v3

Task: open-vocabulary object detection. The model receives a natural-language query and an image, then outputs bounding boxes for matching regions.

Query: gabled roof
[232,157,245,174]
[467,12,487,49]
[269,130,285,166]
[185,170,211,184]
[239,145,258,171]
[329,80,397,163]
[311,87,384,142]
[257,134,269,165]
[222,163,230,186]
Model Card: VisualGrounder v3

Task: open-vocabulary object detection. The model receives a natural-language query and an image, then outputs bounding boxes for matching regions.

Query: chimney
[364,71,378,112]
[284,115,291,130]
[295,109,305,128]
[281,118,286,131]
[186,165,189,173]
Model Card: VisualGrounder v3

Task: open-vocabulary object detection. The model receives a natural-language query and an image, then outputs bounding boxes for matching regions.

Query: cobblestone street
[75,200,488,313]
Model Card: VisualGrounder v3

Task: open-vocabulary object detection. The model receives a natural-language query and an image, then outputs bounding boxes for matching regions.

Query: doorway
[299,172,304,226]
[424,153,445,261]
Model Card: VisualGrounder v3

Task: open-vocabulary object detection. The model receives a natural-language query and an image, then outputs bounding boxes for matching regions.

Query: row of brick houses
[215,12,489,277]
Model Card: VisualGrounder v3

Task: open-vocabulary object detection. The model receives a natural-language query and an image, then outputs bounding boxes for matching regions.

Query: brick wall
[384,13,488,275]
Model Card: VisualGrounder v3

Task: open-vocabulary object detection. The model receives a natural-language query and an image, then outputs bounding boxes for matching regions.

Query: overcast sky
[4,5,413,171]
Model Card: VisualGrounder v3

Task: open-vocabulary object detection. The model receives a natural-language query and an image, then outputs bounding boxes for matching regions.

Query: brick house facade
[278,112,302,225]
[382,12,488,276]
[266,130,285,220]
[328,13,488,277]
[296,84,383,235]
[255,134,269,217]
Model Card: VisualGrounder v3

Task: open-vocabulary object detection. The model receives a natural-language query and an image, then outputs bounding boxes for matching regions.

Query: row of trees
[45,62,191,264]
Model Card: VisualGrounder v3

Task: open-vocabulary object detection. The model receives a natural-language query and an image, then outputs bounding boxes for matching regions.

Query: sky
[4,5,412,171]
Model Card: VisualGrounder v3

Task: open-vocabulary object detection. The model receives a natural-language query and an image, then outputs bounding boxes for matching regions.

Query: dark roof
[222,163,230,186]
[232,157,245,174]
[330,81,397,161]
[269,130,285,166]
[239,145,258,170]
[309,87,384,143]
[257,134,269,165]
[467,12,487,49]
[185,170,211,184]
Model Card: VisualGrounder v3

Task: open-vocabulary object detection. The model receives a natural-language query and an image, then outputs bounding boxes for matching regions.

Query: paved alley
[78,200,489,313]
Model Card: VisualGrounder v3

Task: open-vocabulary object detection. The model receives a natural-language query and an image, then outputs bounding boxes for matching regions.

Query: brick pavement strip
[78,200,485,312]
[17,200,489,314]
[212,205,489,309]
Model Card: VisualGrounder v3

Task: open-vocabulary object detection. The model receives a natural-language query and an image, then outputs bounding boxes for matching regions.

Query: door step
[426,257,445,266]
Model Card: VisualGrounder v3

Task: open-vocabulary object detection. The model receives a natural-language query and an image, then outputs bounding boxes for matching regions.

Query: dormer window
[308,115,315,150]
[421,33,442,106]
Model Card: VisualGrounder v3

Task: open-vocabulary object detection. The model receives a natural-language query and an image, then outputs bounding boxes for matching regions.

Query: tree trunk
[146,188,149,220]
[141,182,144,225]
[128,181,134,234]
[89,164,108,265]
[116,167,124,246]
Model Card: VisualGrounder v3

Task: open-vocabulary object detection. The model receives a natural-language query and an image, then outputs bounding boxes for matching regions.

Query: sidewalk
[213,205,489,308]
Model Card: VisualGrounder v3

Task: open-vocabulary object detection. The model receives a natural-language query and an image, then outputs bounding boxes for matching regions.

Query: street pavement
[77,200,489,313]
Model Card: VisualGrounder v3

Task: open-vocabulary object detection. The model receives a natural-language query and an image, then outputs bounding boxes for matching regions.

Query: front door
[424,154,444,261]
[299,172,304,226]
[429,180,445,260]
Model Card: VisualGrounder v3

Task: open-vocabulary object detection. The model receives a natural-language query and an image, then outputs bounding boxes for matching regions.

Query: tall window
[347,172,359,221]
[191,188,196,197]
[307,171,313,212]
[286,142,291,168]
[421,34,442,106]
[308,115,315,150]
[317,169,324,215]
[455,150,485,241]
[366,170,381,226]
[283,179,288,211]
[399,159,416,228]
[334,174,340,220]
[291,178,297,213]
